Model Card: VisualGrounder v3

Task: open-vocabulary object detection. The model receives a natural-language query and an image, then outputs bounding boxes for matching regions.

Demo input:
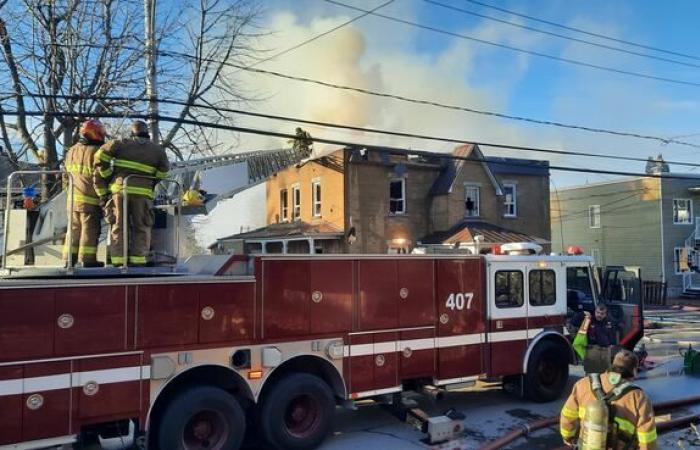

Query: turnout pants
[63,210,101,265]
[107,194,154,266]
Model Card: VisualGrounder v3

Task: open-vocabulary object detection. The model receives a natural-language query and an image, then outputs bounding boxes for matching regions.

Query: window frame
[673,198,693,225]
[494,270,524,309]
[291,183,301,221]
[279,188,289,222]
[311,179,322,218]
[674,246,688,274]
[528,269,557,307]
[589,205,601,228]
[464,184,480,218]
[503,183,517,217]
[389,178,406,215]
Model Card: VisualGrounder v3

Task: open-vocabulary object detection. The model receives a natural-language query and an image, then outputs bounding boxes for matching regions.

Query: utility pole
[144,0,160,143]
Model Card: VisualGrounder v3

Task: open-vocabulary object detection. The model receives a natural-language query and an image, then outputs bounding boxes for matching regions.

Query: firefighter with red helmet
[94,120,169,266]
[63,119,107,267]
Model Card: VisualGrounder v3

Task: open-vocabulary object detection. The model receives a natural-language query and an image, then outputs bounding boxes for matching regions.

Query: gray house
[551,164,700,298]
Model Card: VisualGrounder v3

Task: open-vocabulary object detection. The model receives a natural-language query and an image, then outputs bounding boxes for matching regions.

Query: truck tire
[523,340,569,402]
[259,373,335,450]
[156,386,246,450]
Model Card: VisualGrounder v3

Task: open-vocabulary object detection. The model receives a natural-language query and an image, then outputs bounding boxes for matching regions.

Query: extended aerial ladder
[1,146,311,272]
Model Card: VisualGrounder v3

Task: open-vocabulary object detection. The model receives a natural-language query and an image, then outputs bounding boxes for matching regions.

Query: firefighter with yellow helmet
[560,349,658,450]
[93,120,169,266]
[63,119,107,267]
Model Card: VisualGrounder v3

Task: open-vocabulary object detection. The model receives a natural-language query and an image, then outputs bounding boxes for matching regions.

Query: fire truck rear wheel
[523,341,569,403]
[156,386,246,450]
[259,373,335,450]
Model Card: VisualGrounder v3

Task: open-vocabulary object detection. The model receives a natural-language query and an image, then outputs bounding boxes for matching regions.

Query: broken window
[279,189,288,222]
[465,185,480,217]
[312,179,322,217]
[389,179,405,214]
[292,184,301,220]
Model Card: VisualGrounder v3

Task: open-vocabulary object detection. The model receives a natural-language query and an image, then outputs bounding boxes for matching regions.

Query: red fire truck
[0,251,643,450]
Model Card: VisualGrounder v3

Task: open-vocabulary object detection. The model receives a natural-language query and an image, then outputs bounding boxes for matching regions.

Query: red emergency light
[491,244,503,255]
[566,245,585,255]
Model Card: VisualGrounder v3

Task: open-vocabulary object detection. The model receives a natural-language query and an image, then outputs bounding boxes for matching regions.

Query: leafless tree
[0,0,263,175]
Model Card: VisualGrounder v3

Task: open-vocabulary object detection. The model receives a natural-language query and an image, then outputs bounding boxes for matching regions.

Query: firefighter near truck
[0,248,644,450]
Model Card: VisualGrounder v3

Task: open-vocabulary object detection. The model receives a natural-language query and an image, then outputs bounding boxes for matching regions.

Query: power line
[43,42,700,150]
[8,91,700,168]
[323,0,700,88]
[423,0,700,69]
[464,0,700,62]
[3,108,700,181]
[250,0,395,68]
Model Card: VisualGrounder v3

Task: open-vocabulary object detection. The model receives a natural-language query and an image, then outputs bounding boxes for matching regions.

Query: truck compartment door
[21,361,71,442]
[199,282,255,344]
[0,365,22,445]
[54,287,127,355]
[0,290,54,361]
[347,332,398,395]
[262,259,310,339]
[397,259,435,327]
[309,260,353,334]
[435,259,485,381]
[357,260,398,330]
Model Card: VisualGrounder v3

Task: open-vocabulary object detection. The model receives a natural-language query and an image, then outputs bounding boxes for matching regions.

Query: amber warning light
[248,370,263,380]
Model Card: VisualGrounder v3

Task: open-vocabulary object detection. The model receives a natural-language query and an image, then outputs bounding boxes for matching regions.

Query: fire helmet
[79,120,107,143]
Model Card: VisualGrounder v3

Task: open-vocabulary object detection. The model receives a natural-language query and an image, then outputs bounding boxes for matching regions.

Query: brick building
[209,145,551,254]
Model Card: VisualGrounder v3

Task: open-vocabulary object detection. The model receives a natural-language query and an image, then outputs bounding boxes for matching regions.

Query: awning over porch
[419,220,548,246]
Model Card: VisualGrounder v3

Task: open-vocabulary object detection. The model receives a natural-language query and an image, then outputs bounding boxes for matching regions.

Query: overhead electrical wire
[423,0,700,69]
[464,0,700,62]
[44,42,700,150]
[3,108,700,181]
[323,0,700,88]
[7,91,700,169]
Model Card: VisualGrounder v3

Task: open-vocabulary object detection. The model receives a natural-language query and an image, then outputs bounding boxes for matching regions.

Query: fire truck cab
[0,250,644,450]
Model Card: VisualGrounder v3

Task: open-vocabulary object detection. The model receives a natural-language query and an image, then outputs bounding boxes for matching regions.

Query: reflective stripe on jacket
[94,138,169,198]
[63,142,101,212]
[560,372,658,450]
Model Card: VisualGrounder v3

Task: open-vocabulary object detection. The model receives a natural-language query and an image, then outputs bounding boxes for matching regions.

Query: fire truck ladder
[169,147,311,213]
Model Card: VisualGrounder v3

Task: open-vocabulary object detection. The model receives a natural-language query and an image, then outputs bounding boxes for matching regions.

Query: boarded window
[495,270,523,308]
[529,270,556,306]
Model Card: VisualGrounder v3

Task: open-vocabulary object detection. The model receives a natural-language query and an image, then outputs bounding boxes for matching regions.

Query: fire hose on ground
[478,395,700,450]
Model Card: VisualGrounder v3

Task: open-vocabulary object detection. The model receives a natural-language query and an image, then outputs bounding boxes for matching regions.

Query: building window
[389,178,405,214]
[503,183,517,217]
[292,184,301,221]
[673,199,692,224]
[529,270,556,306]
[465,185,480,217]
[495,270,523,308]
[675,247,689,274]
[312,179,322,217]
[279,189,288,222]
[589,205,601,228]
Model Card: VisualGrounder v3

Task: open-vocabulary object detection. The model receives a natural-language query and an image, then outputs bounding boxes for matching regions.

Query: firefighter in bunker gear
[63,119,107,266]
[93,120,169,266]
[560,350,657,450]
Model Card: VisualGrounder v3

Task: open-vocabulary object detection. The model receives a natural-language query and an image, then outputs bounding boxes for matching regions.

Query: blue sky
[233,0,700,178]
[195,0,700,243]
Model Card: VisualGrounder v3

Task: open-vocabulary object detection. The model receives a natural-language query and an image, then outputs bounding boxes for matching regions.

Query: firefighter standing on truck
[94,120,169,266]
[560,349,657,450]
[63,119,107,267]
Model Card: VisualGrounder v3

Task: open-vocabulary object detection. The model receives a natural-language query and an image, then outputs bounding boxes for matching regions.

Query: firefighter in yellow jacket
[63,120,107,267]
[94,121,169,266]
[560,349,657,450]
